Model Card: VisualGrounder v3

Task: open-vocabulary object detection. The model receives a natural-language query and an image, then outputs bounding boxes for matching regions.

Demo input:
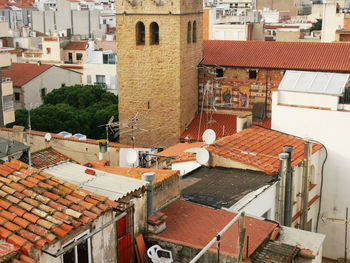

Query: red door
[117,215,132,263]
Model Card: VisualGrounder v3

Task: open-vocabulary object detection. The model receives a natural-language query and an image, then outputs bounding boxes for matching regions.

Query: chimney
[278,152,289,225]
[236,113,252,133]
[283,145,294,227]
[142,172,155,216]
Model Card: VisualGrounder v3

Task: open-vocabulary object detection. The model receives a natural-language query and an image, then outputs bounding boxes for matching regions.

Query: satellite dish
[44,133,52,142]
[196,148,210,165]
[126,149,138,164]
[202,129,216,145]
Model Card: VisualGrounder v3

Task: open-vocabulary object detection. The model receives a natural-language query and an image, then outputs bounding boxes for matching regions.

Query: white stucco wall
[212,23,249,40]
[271,91,350,260]
[225,183,277,220]
[21,66,81,110]
[171,161,201,176]
[321,2,344,42]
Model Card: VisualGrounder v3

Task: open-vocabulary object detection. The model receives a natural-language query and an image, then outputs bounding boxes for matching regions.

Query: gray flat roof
[181,166,276,209]
[0,137,29,158]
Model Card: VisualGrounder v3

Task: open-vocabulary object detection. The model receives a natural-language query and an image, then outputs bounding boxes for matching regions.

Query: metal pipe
[42,211,127,257]
[301,141,311,230]
[142,172,156,216]
[283,145,294,227]
[190,212,243,263]
[346,207,348,263]
[279,152,289,225]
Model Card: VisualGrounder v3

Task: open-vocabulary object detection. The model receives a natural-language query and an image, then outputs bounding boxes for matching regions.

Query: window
[103,53,116,64]
[216,68,224,78]
[62,231,91,263]
[46,47,51,54]
[136,21,145,45]
[187,21,191,43]
[96,75,106,88]
[40,88,46,98]
[249,70,257,79]
[150,22,159,45]
[87,75,91,84]
[192,21,197,43]
[76,53,83,61]
[68,52,73,63]
[14,92,20,101]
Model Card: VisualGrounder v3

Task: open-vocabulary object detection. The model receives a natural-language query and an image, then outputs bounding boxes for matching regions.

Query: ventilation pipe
[142,172,156,216]
[283,145,294,227]
[278,152,289,225]
[236,113,252,133]
[301,141,312,230]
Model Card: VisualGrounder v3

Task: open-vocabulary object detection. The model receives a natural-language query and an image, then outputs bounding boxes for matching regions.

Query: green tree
[8,85,118,140]
[310,19,322,32]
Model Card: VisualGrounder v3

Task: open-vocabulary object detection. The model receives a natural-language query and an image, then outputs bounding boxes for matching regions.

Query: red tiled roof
[2,63,52,87]
[31,147,77,169]
[0,159,119,255]
[265,25,299,29]
[180,113,237,141]
[207,126,323,175]
[63,41,88,50]
[149,200,278,257]
[83,161,179,184]
[0,240,18,259]
[202,40,350,72]
[159,142,205,157]
[336,28,350,33]
[253,118,271,129]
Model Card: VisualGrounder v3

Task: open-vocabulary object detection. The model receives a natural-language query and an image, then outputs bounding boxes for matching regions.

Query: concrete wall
[276,31,301,41]
[0,128,122,166]
[212,23,249,40]
[321,2,344,42]
[271,90,350,259]
[37,210,117,263]
[257,0,299,16]
[20,66,81,110]
[153,174,180,212]
[172,161,201,176]
[82,63,117,94]
[132,192,147,235]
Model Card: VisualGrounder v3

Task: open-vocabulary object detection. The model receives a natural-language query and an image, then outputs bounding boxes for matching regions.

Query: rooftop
[180,113,237,141]
[63,41,88,51]
[83,161,179,185]
[31,147,76,169]
[158,142,204,164]
[44,162,147,201]
[149,200,278,257]
[2,63,53,87]
[202,40,350,72]
[0,137,29,159]
[207,126,323,175]
[0,159,119,256]
[181,166,275,209]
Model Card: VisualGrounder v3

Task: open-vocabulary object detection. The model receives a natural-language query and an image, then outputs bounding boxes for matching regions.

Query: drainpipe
[301,141,312,230]
[142,172,155,216]
[279,152,289,225]
[283,145,294,227]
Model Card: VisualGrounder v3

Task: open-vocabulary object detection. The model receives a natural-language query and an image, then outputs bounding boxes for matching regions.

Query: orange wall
[203,8,209,40]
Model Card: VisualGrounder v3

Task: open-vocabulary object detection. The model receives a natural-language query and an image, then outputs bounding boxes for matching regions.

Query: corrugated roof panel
[45,163,147,201]
[279,70,349,95]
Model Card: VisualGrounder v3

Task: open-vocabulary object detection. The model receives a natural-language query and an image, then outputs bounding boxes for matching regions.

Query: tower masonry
[116,0,203,148]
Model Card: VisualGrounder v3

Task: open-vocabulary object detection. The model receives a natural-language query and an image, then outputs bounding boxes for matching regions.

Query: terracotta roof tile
[31,147,76,169]
[63,41,88,51]
[0,240,18,258]
[2,63,53,87]
[0,160,119,256]
[202,40,350,72]
[207,126,323,175]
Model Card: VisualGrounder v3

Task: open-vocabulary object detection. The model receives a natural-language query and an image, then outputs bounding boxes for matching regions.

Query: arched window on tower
[150,22,159,45]
[192,21,197,43]
[187,21,191,44]
[136,21,145,45]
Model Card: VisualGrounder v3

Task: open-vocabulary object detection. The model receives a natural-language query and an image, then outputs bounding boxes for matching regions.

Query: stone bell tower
[116,0,203,148]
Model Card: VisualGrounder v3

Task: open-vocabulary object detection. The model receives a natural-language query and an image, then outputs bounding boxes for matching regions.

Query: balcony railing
[94,82,108,89]
[340,88,350,104]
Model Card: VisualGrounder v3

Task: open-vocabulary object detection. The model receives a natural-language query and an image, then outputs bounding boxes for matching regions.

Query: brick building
[116,0,203,148]
[199,40,350,117]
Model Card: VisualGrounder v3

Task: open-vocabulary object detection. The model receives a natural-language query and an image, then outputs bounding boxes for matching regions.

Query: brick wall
[199,67,284,116]
[116,0,203,148]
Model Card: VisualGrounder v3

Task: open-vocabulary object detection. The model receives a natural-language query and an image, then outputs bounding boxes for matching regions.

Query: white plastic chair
[147,245,173,263]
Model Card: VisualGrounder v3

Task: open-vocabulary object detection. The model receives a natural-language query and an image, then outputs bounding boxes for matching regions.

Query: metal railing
[340,88,350,104]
